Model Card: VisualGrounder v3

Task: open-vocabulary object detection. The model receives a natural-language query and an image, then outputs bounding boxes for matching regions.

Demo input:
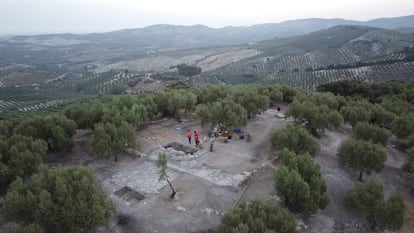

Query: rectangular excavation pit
[114,186,145,204]
[164,142,198,155]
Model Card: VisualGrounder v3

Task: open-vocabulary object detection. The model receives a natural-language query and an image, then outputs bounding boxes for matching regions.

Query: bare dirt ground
[45,106,413,233]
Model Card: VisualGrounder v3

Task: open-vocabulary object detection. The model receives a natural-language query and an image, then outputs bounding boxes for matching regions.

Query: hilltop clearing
[43,108,413,233]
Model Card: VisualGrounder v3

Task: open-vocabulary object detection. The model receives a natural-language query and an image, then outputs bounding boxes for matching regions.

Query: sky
[1,0,413,35]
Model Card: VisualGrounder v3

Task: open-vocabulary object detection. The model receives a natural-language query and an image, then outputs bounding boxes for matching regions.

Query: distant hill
[70,15,414,45]
[197,25,414,87]
[1,15,414,89]
[4,15,414,50]
[363,15,414,29]
[2,18,414,114]
[258,25,414,56]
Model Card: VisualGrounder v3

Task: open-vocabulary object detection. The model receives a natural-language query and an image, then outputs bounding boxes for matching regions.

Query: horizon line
[1,14,413,37]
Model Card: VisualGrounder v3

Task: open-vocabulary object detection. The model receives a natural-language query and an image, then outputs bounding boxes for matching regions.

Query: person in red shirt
[187,130,192,144]
[194,131,199,146]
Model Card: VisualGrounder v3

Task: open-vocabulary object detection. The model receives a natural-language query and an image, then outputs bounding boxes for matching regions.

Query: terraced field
[0,99,65,113]
[1,25,413,118]
[127,79,166,93]
[262,61,414,90]
[204,45,411,81]
[368,61,414,82]
[0,68,172,115]
[262,67,370,91]
[57,70,139,94]
[198,25,414,87]
[196,49,261,72]
[194,61,414,91]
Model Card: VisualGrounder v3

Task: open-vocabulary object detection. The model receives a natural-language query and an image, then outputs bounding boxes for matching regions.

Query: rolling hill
[197,25,414,88]
[1,15,414,73]
[2,15,414,50]
[1,17,414,115]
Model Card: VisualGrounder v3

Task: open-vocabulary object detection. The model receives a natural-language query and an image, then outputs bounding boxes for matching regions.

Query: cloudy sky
[1,0,413,35]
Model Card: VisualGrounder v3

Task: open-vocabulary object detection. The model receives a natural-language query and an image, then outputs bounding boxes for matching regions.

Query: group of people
[187,130,199,147]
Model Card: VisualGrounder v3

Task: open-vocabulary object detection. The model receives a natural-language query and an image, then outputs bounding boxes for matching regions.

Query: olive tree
[217,200,297,233]
[0,120,13,136]
[353,122,390,147]
[0,135,47,194]
[155,90,197,116]
[13,114,77,152]
[270,125,320,156]
[1,166,115,233]
[392,113,414,139]
[340,104,371,127]
[64,101,104,129]
[370,104,396,128]
[337,138,387,181]
[380,95,413,115]
[195,84,229,105]
[274,149,329,215]
[286,92,343,135]
[228,85,270,118]
[259,85,283,105]
[402,147,414,173]
[88,120,134,158]
[279,85,303,103]
[196,98,247,132]
[343,180,406,231]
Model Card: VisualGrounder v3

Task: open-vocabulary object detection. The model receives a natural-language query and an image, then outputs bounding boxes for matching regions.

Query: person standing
[194,131,199,147]
[187,130,192,144]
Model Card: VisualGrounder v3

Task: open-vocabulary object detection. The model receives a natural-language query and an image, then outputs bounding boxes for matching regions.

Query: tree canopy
[274,149,329,215]
[342,180,406,231]
[0,135,47,194]
[64,100,104,129]
[154,89,197,116]
[380,95,413,115]
[175,63,202,77]
[339,100,372,127]
[353,122,390,147]
[270,125,320,156]
[13,114,77,152]
[279,85,303,103]
[1,166,115,233]
[217,200,297,233]
[339,99,397,129]
[228,85,270,118]
[391,113,414,139]
[317,80,405,103]
[88,120,134,158]
[196,98,247,132]
[337,138,387,181]
[402,147,414,173]
[286,92,343,134]
[369,104,396,129]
